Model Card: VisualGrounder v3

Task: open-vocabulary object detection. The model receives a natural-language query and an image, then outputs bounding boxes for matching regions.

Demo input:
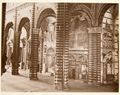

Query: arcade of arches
[2,3,119,90]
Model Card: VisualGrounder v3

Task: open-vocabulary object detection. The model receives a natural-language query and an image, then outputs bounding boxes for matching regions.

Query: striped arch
[36,8,56,29]
[18,17,30,39]
[98,4,118,26]
[36,8,56,73]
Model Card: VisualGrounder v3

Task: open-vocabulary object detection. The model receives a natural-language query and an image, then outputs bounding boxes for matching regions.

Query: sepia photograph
[0,1,119,92]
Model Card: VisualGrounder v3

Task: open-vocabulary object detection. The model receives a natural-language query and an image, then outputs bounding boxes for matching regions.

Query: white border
[0,0,119,95]
[0,0,120,3]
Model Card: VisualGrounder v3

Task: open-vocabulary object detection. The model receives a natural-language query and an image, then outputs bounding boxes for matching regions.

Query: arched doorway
[17,17,30,73]
[36,8,56,76]
[101,5,119,84]
[19,27,27,70]
[4,22,14,68]
[6,27,14,66]
[40,16,56,75]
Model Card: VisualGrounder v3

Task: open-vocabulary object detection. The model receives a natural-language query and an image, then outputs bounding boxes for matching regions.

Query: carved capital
[88,27,102,34]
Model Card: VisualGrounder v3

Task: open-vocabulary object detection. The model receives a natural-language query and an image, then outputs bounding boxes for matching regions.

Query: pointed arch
[98,4,118,26]
[18,17,30,39]
[36,8,56,29]
[3,22,14,54]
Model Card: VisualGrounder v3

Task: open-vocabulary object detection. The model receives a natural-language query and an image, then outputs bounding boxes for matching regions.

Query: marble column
[12,9,19,75]
[55,3,69,90]
[12,32,20,75]
[29,3,38,80]
[87,27,102,84]
[29,28,39,80]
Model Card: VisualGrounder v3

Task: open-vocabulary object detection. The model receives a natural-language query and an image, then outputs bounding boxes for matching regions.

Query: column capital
[33,28,41,34]
[88,27,102,34]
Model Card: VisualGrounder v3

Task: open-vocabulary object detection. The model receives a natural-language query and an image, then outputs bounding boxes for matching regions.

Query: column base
[12,69,19,75]
[30,77,38,80]
[103,81,107,84]
[63,84,69,91]
[55,83,70,91]
[29,65,38,80]
[88,81,92,85]
[55,82,63,90]
[93,82,101,86]
[88,80,93,84]
[88,81,101,86]
[29,73,38,80]
[29,75,38,80]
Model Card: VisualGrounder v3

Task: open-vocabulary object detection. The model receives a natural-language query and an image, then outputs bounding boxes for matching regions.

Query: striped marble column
[55,3,69,90]
[12,9,19,75]
[88,27,101,84]
[63,4,69,90]
[29,3,38,80]
[12,32,20,75]
[29,28,39,80]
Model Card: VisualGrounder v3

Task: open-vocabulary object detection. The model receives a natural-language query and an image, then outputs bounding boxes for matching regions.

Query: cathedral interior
[1,3,119,92]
